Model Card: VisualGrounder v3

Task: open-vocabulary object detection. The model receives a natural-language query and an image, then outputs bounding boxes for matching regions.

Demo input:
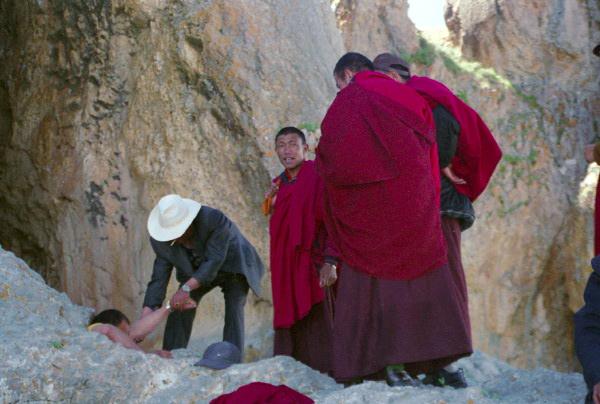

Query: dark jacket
[433,104,475,230]
[575,255,600,395]
[143,206,264,308]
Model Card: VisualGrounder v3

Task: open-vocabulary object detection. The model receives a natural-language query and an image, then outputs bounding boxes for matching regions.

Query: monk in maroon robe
[264,127,338,373]
[373,52,502,387]
[318,53,472,386]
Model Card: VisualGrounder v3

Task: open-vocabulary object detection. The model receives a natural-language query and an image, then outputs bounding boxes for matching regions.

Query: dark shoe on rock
[423,368,468,389]
[385,366,420,387]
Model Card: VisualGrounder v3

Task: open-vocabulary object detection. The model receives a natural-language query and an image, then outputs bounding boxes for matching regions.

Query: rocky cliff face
[0,246,587,402]
[0,0,343,346]
[332,0,419,55]
[440,0,600,371]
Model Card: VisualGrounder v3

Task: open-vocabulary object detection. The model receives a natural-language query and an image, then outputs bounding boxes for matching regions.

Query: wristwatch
[181,284,192,293]
[165,300,174,312]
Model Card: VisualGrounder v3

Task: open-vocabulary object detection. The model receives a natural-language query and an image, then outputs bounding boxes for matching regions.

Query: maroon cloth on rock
[317,71,446,280]
[269,161,327,328]
[407,75,502,201]
[330,262,472,381]
[210,382,314,404]
[273,299,333,374]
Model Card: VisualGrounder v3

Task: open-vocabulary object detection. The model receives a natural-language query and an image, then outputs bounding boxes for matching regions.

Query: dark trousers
[162,272,249,351]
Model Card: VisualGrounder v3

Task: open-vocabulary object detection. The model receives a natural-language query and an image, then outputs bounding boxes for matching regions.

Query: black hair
[333,52,374,77]
[275,126,306,145]
[89,309,130,327]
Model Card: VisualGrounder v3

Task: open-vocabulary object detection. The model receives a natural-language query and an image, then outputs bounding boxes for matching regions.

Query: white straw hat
[147,194,202,242]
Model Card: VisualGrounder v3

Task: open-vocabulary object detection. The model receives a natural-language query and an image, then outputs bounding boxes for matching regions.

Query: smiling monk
[264,126,339,373]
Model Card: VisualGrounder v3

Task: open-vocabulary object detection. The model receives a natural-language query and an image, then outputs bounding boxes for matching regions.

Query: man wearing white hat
[142,194,264,351]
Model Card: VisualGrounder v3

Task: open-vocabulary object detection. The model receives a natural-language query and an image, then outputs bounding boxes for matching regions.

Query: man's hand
[442,165,466,185]
[593,382,600,404]
[180,299,197,310]
[151,349,173,359]
[319,263,337,287]
[170,289,191,311]
[585,144,596,164]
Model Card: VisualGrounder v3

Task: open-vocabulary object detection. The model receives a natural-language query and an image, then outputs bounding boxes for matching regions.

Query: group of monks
[265,52,502,387]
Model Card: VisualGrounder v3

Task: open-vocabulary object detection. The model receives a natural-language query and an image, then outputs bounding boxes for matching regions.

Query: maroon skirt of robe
[330,218,472,381]
[441,216,472,336]
[273,296,334,374]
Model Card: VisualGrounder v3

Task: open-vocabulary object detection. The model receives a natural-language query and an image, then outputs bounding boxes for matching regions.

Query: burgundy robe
[407,75,502,201]
[317,71,446,280]
[318,71,471,381]
[269,160,334,373]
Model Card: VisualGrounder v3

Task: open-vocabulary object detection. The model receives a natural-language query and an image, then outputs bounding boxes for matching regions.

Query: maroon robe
[317,71,471,381]
[269,160,334,372]
[317,71,446,280]
[210,382,313,404]
[407,75,502,201]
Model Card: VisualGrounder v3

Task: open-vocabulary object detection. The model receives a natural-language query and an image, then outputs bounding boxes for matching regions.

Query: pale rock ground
[0,247,587,403]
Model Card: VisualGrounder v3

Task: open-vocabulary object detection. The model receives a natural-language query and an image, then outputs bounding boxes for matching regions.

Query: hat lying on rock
[147,194,201,242]
[194,341,241,370]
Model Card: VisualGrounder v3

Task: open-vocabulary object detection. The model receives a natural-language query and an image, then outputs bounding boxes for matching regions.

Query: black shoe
[423,368,468,389]
[342,378,364,387]
[385,366,420,387]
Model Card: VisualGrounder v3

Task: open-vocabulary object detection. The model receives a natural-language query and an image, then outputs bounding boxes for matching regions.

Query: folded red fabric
[210,382,314,404]
[407,75,502,201]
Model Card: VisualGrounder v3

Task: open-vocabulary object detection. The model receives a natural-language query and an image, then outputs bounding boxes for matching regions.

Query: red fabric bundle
[316,71,446,280]
[269,161,326,329]
[210,382,313,404]
[407,75,502,201]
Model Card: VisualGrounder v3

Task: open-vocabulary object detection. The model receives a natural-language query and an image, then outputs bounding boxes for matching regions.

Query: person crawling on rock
[88,307,189,358]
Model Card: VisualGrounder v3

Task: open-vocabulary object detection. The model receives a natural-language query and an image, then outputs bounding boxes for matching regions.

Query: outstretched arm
[134,301,197,340]
[129,307,171,342]
[91,324,143,352]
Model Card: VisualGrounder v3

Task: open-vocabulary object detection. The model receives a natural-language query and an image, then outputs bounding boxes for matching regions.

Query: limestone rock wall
[0,0,343,347]
[332,0,419,55]
[440,0,600,371]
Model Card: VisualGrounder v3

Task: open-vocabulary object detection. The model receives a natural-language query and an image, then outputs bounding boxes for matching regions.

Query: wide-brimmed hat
[147,194,201,242]
[194,341,241,370]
